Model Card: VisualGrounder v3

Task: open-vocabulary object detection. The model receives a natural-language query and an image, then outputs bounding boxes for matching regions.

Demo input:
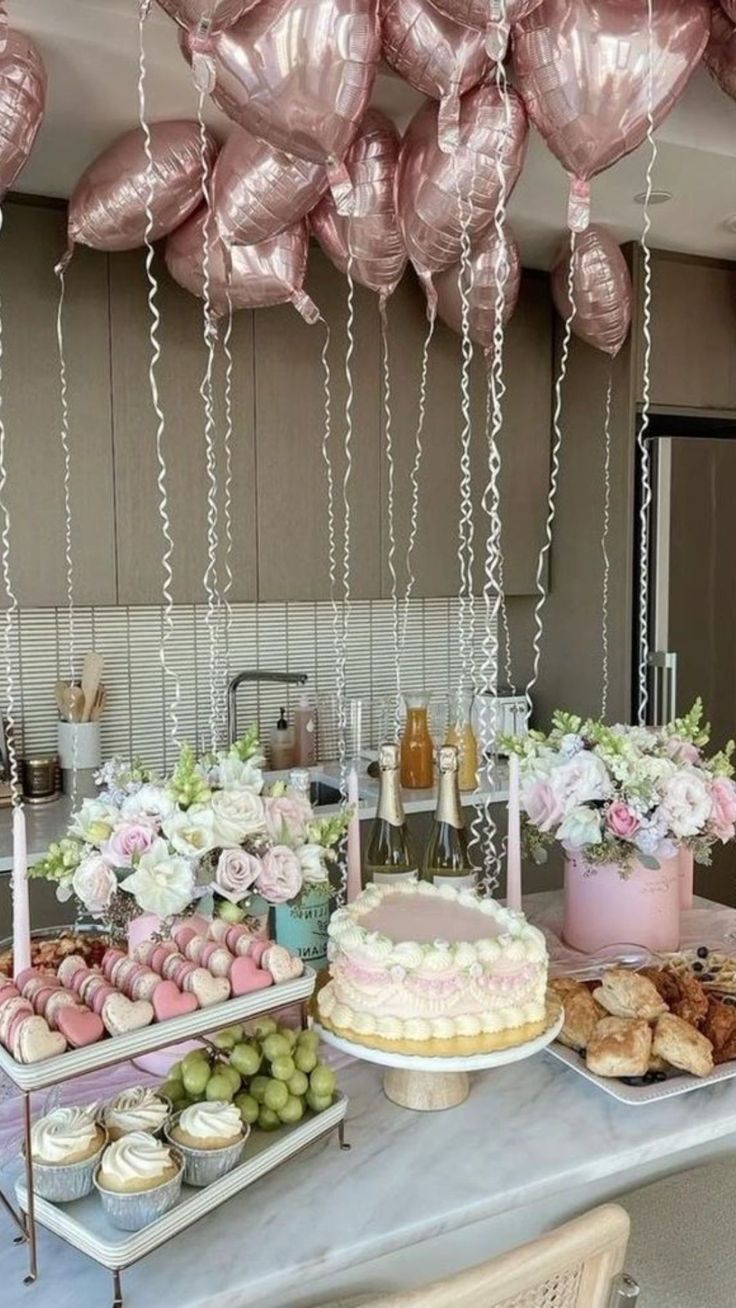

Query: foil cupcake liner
[29,1131,108,1204]
[94,1151,184,1231]
[165,1116,247,1188]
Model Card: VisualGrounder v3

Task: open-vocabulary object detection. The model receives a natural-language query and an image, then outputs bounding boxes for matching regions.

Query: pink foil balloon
[156,0,259,33]
[309,109,406,297]
[182,0,380,203]
[427,0,542,60]
[723,0,736,21]
[380,0,491,152]
[550,225,632,357]
[68,122,215,254]
[512,0,710,230]
[165,206,319,321]
[214,127,328,246]
[0,30,46,198]
[434,223,521,353]
[705,7,736,104]
[396,84,528,280]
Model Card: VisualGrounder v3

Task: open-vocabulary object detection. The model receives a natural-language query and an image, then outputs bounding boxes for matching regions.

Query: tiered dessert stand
[316,998,563,1111]
[0,965,349,1307]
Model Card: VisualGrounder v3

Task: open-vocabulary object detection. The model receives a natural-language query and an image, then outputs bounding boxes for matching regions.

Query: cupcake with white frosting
[103,1086,170,1142]
[95,1131,183,1230]
[166,1101,246,1187]
[30,1105,107,1203]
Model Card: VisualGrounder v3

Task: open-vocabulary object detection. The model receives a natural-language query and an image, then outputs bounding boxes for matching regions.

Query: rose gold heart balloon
[705,6,736,103]
[380,0,491,151]
[165,206,319,321]
[427,0,542,59]
[396,84,527,281]
[723,0,736,21]
[0,30,46,198]
[433,222,521,353]
[512,0,710,230]
[68,122,215,253]
[309,108,406,297]
[182,0,380,205]
[214,126,328,245]
[550,225,632,357]
[156,0,259,33]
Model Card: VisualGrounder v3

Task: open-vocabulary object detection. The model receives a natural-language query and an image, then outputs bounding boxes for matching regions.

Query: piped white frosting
[99,1132,173,1186]
[31,1106,99,1164]
[177,1101,242,1144]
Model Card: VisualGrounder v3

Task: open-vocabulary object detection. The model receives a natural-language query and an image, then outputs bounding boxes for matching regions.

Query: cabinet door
[110,249,257,604]
[648,255,736,410]
[1,201,116,606]
[380,270,552,598]
[254,248,381,601]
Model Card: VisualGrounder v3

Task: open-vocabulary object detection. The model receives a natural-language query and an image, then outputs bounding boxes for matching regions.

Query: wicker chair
[353,1205,639,1308]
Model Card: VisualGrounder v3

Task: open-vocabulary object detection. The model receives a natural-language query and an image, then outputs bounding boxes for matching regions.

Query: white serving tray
[15,1093,347,1269]
[0,967,316,1092]
[546,1041,736,1104]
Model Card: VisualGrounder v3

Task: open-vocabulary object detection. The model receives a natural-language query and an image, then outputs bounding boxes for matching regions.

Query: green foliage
[28,836,86,884]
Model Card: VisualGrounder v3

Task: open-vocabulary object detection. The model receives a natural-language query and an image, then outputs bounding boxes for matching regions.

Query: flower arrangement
[506,701,736,876]
[29,727,350,933]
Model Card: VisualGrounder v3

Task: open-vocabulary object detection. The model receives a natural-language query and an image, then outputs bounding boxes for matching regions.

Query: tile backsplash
[11,598,498,773]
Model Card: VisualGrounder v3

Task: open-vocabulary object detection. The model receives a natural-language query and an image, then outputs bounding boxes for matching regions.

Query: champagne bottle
[422,745,476,889]
[363,742,417,886]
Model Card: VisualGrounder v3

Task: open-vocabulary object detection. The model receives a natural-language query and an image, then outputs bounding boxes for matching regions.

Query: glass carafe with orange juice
[400,693,434,789]
[446,691,479,792]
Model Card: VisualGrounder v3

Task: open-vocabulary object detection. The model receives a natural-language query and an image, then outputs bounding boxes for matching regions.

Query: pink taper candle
[506,751,522,912]
[12,805,30,978]
[346,764,362,903]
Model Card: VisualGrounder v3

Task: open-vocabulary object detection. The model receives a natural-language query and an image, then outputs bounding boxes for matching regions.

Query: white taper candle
[506,750,522,912]
[12,804,30,978]
[346,764,362,904]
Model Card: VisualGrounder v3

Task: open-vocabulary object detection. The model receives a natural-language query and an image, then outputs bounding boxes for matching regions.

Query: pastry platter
[546,1043,736,1104]
[315,999,564,1111]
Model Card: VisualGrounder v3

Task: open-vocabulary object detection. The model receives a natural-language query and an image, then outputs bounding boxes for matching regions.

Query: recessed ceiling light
[723,214,736,234]
[633,189,673,206]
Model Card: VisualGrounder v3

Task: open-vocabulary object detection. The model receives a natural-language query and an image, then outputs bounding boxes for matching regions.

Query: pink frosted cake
[317,880,550,1056]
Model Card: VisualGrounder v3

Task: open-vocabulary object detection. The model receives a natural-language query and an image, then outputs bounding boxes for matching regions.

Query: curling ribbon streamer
[400,310,434,664]
[221,302,235,678]
[636,0,657,726]
[601,366,613,720]
[379,297,402,742]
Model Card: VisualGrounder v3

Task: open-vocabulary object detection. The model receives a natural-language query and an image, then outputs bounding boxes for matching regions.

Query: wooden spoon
[90,684,107,722]
[67,685,86,723]
[80,652,104,723]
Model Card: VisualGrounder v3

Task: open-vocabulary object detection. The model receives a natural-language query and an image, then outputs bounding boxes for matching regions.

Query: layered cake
[318,880,550,1056]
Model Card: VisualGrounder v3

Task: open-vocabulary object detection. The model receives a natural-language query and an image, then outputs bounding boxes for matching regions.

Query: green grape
[182,1062,211,1097]
[251,1017,278,1040]
[206,1072,235,1102]
[211,1024,244,1050]
[218,900,246,924]
[230,1042,262,1077]
[270,1055,296,1082]
[167,1061,184,1082]
[294,1046,318,1074]
[263,1079,289,1112]
[219,1065,242,1096]
[234,1092,260,1126]
[277,1027,298,1050]
[171,1096,190,1113]
[258,1106,281,1132]
[309,1064,336,1098]
[297,1029,320,1050]
[287,1070,308,1097]
[278,1095,305,1125]
[306,1089,333,1114]
[182,1049,209,1073]
[159,1079,182,1103]
[262,1033,292,1062]
[250,1075,270,1104]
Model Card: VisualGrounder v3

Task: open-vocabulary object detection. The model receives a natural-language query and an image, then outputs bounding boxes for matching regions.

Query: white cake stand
[315,1001,563,1111]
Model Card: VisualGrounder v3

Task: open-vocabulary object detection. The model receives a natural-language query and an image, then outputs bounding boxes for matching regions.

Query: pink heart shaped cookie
[262,945,305,983]
[186,969,230,1008]
[102,993,154,1036]
[152,980,199,1022]
[230,955,273,996]
[56,1005,105,1048]
[16,1016,67,1063]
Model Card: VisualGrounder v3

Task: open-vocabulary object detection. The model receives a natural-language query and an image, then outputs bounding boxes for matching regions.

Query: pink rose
[522,780,564,833]
[256,845,303,905]
[215,848,262,903]
[606,800,641,841]
[710,776,736,842]
[264,795,311,846]
[102,822,156,868]
[666,737,700,766]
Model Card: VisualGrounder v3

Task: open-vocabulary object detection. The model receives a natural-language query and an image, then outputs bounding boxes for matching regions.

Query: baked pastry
[701,997,736,1065]
[97,1131,180,1193]
[669,971,709,1028]
[318,880,549,1056]
[652,1013,714,1078]
[639,966,682,1008]
[550,979,605,1052]
[593,969,667,1022]
[103,1087,170,1141]
[585,1017,652,1078]
[31,1105,104,1166]
[169,1101,244,1151]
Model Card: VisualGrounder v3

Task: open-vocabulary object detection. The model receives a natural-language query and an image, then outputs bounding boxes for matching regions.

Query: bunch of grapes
[160,1017,338,1133]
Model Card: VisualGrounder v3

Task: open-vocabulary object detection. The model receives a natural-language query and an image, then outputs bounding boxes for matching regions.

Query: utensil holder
[58,721,101,798]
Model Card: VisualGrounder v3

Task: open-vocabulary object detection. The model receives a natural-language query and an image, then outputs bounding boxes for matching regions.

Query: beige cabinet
[646,253,736,411]
[0,200,116,607]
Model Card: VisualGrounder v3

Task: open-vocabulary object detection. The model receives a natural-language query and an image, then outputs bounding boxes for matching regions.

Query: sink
[310,780,342,807]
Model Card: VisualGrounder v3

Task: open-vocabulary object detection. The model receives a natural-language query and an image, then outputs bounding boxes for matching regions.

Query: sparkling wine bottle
[422,745,476,889]
[363,742,417,886]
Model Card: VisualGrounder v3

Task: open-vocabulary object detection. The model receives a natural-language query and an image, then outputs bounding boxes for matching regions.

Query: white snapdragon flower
[215,753,264,794]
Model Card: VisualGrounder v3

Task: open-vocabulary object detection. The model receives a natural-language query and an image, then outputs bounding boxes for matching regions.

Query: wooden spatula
[80,652,104,723]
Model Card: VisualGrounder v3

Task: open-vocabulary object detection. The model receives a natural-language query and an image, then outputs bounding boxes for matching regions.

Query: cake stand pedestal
[315,1000,563,1112]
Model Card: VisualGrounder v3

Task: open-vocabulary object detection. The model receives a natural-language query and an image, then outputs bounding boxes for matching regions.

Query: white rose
[550,752,611,813]
[659,767,712,839]
[70,798,121,845]
[121,784,175,826]
[210,789,266,847]
[162,805,217,859]
[120,837,195,917]
[215,754,264,793]
[557,805,603,849]
[297,842,329,885]
[72,855,118,916]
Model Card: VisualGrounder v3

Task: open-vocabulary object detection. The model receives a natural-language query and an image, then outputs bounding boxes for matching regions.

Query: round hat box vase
[563,851,681,954]
[127,912,208,1077]
[273,885,331,972]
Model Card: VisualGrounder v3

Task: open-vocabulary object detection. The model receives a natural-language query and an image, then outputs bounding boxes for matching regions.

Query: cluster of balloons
[3,0,734,353]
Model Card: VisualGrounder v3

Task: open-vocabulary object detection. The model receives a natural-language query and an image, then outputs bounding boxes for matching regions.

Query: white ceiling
[13,0,736,269]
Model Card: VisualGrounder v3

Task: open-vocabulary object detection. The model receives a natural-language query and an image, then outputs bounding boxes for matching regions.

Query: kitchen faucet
[226,670,308,746]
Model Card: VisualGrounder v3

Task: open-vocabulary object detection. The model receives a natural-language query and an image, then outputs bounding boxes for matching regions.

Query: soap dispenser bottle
[294,693,318,767]
[270,707,295,771]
